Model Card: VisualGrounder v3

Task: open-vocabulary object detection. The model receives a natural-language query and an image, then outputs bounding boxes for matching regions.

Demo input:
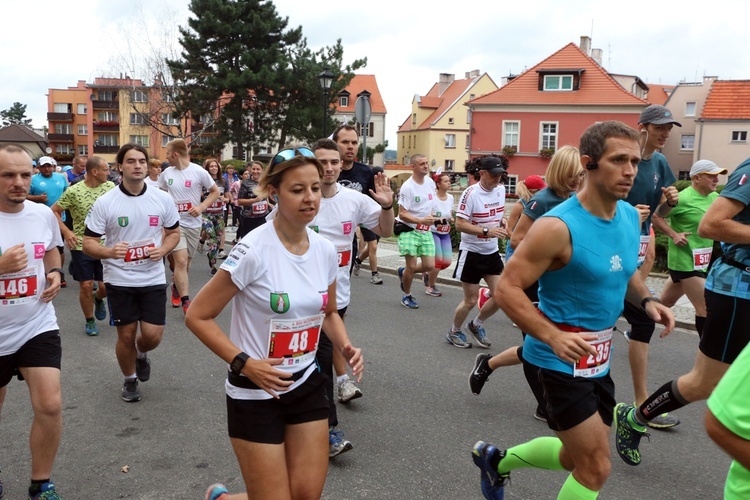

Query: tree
[167,0,366,158]
[1,102,32,127]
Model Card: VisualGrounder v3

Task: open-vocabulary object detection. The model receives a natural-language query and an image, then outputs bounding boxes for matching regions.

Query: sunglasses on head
[270,147,316,171]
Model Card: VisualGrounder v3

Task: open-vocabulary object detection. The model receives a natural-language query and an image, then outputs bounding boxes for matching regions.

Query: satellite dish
[45,147,52,154]
[435,167,443,175]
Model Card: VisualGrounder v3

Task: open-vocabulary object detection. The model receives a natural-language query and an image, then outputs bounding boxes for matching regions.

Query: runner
[423,171,455,297]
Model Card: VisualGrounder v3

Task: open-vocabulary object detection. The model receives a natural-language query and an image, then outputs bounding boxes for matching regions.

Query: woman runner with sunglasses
[186,148,363,500]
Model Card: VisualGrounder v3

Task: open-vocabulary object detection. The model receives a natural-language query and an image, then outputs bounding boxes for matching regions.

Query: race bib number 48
[267,314,324,366]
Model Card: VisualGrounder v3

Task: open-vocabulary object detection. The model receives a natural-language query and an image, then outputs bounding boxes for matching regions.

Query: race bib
[205,199,224,214]
[176,199,193,213]
[0,267,38,305]
[336,245,352,268]
[436,224,451,234]
[415,223,430,232]
[252,200,268,215]
[693,247,712,271]
[267,314,323,367]
[637,234,650,266]
[573,328,613,378]
[124,239,155,266]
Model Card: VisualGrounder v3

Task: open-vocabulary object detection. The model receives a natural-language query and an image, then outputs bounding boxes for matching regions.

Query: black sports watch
[230,352,250,375]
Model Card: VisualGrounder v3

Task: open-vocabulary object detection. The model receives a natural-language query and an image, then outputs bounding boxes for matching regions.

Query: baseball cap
[477,156,507,176]
[38,156,57,167]
[690,159,727,178]
[524,175,546,190]
[638,105,682,127]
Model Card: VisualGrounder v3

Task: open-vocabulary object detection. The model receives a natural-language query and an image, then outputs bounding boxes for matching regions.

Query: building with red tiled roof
[645,84,675,106]
[466,37,652,191]
[396,70,498,175]
[332,74,388,166]
[663,79,750,178]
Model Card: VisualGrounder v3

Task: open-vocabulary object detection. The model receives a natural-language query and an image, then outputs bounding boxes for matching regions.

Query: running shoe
[29,481,61,500]
[472,441,509,500]
[205,483,229,500]
[469,353,493,395]
[93,293,107,321]
[217,250,228,259]
[647,412,681,429]
[337,377,363,403]
[477,286,491,309]
[171,282,180,308]
[197,240,205,254]
[425,286,442,297]
[616,326,631,344]
[353,257,361,277]
[182,299,191,315]
[122,379,141,402]
[370,272,383,285]
[329,428,353,457]
[135,354,151,382]
[614,403,649,466]
[398,267,405,292]
[446,329,471,348]
[85,319,99,337]
[533,407,548,422]
[468,321,491,348]
[210,267,218,276]
[401,294,418,309]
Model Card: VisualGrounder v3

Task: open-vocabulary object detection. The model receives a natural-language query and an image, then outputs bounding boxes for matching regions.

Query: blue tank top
[522,196,640,376]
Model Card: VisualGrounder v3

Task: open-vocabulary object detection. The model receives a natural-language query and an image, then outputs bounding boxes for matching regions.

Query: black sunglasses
[270,147,316,171]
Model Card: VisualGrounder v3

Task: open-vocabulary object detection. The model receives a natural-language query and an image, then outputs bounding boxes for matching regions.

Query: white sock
[472,317,485,328]
[336,374,349,385]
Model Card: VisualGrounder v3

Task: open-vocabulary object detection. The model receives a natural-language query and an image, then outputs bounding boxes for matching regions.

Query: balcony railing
[93,145,119,154]
[93,123,120,132]
[47,133,74,142]
[47,112,73,121]
[92,100,119,109]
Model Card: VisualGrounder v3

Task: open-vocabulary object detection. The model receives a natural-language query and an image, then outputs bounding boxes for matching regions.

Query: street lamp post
[318,68,334,137]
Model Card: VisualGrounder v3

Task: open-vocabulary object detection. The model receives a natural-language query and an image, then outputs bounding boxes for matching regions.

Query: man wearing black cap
[621,104,682,430]
[447,155,508,348]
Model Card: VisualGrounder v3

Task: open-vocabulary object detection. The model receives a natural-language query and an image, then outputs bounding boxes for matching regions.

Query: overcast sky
[2,0,747,149]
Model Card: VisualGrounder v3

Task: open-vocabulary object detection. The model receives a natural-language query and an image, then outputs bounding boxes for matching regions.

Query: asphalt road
[2,258,729,499]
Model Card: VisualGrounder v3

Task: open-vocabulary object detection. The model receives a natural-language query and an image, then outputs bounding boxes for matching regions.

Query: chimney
[465,69,480,79]
[438,73,455,96]
[591,48,603,66]
[579,36,591,55]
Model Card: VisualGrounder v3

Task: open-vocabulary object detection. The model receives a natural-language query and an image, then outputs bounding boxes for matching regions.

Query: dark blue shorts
[71,249,104,282]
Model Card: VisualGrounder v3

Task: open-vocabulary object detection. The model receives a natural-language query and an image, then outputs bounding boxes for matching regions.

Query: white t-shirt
[310,184,381,308]
[220,222,337,400]
[397,176,437,231]
[456,183,506,254]
[85,184,180,286]
[144,177,160,189]
[431,193,455,235]
[0,201,61,355]
[158,163,215,229]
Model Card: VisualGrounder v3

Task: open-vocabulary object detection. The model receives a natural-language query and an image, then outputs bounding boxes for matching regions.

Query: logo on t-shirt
[610,255,623,272]
[415,196,420,202]
[740,174,748,186]
[185,180,192,187]
[34,244,46,259]
[321,292,329,311]
[270,293,290,314]
[343,222,352,235]
[149,216,159,226]
[118,217,129,227]
[309,225,319,233]
[168,179,174,185]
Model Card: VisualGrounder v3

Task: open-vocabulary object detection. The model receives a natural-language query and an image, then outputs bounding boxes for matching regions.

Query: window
[503,121,520,148]
[97,90,115,101]
[162,135,176,147]
[77,124,87,135]
[339,96,349,107]
[467,109,471,124]
[77,104,87,115]
[732,130,748,142]
[681,135,695,150]
[444,160,455,171]
[685,102,696,117]
[53,103,70,113]
[161,113,179,126]
[401,135,404,148]
[355,122,374,138]
[540,122,558,149]
[678,170,691,181]
[544,75,573,91]
[412,114,417,125]
[54,124,72,134]
[131,90,148,103]
[130,113,147,125]
[469,94,476,100]
[55,144,74,154]
[408,136,411,148]
[130,135,149,146]
[413,135,416,149]
[504,175,518,195]
[78,145,88,156]
[466,134,470,150]
[448,117,454,125]
[97,134,118,146]
[445,134,456,148]
[97,112,117,122]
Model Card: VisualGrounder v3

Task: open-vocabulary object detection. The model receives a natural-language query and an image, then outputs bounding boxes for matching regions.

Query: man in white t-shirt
[396,154,437,309]
[159,139,219,313]
[448,155,508,349]
[311,138,394,457]
[0,144,65,499]
[84,144,180,403]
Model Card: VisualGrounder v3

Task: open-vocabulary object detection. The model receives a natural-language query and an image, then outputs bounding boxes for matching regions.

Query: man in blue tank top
[470,121,675,500]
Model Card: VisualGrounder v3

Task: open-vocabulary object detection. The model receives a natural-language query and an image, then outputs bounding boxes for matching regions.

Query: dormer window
[339,95,349,107]
[537,68,584,92]
[544,75,573,91]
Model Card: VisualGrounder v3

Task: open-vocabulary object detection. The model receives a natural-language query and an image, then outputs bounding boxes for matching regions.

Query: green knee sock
[497,436,565,474]
[557,473,598,499]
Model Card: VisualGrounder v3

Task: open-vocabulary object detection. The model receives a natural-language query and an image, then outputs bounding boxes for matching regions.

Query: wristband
[47,268,64,278]
[381,203,393,210]
[667,201,678,208]
[641,296,661,311]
